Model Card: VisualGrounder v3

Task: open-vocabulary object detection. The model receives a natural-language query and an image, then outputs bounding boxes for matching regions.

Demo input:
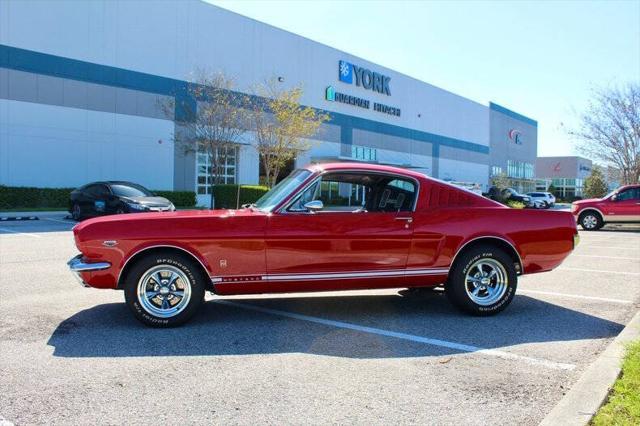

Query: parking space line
[215,300,576,371]
[572,254,639,261]
[577,245,639,250]
[558,267,640,276]
[42,218,75,224]
[518,289,634,304]
[0,228,41,238]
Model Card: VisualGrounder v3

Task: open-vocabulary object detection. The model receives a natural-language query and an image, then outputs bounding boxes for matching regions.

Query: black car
[501,188,533,207]
[69,181,175,221]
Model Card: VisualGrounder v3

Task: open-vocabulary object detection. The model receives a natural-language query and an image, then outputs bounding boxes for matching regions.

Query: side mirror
[611,194,618,201]
[304,200,324,212]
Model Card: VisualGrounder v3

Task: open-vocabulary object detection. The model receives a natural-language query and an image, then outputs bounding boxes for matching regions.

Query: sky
[208,0,640,158]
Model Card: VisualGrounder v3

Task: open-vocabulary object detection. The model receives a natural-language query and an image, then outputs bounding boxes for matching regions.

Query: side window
[378,179,416,212]
[286,173,417,213]
[85,184,109,197]
[617,188,638,201]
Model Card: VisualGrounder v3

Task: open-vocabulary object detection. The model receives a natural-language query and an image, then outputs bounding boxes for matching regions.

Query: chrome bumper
[67,254,111,287]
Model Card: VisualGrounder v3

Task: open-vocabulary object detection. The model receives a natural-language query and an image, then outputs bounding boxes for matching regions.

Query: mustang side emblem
[102,240,118,247]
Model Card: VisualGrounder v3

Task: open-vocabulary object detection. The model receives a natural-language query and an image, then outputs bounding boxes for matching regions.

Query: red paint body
[571,184,640,223]
[72,163,578,294]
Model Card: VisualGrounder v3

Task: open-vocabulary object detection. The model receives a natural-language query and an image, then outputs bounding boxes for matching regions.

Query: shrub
[506,200,525,209]
[152,190,196,208]
[0,185,74,209]
[212,185,269,209]
[0,185,196,210]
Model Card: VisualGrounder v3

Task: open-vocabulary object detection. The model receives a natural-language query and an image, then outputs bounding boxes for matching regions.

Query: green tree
[249,79,330,187]
[583,165,609,199]
[161,71,250,209]
[491,172,510,191]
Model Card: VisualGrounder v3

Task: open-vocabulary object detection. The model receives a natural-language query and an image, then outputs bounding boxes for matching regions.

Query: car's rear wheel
[71,202,82,221]
[446,245,517,315]
[579,211,603,231]
[124,252,205,327]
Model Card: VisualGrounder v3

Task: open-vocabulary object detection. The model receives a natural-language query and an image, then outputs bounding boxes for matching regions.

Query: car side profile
[572,184,640,230]
[527,192,555,208]
[68,163,578,327]
[69,181,175,221]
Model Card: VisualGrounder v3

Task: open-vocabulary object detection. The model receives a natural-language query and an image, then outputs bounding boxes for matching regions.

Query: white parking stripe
[215,300,576,371]
[558,267,640,276]
[42,218,75,224]
[518,289,634,304]
[578,246,640,250]
[0,228,41,238]
[572,254,639,260]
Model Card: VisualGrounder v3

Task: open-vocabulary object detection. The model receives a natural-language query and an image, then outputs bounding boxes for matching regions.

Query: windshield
[111,184,153,198]
[254,169,313,212]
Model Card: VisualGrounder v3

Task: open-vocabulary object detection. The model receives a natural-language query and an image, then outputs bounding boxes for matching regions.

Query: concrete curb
[540,308,640,426]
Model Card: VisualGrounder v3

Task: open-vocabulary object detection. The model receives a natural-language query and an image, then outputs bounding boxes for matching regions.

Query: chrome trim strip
[116,244,210,287]
[450,236,523,273]
[213,267,449,284]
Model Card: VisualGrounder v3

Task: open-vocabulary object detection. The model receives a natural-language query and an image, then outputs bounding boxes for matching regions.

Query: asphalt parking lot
[1,215,639,425]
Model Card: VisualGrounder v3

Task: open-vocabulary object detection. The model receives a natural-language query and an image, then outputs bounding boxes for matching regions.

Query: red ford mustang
[68,163,579,327]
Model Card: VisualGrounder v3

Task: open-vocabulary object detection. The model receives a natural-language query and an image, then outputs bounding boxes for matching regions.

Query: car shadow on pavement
[47,291,625,359]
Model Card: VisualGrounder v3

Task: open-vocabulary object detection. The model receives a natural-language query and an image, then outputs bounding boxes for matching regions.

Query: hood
[121,196,172,206]
[73,208,264,239]
[572,197,602,205]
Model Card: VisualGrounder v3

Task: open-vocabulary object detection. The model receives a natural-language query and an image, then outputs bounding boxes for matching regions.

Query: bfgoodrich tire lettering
[124,251,205,327]
[446,245,517,316]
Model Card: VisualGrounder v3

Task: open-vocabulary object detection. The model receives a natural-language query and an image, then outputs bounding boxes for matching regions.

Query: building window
[352,145,377,161]
[506,160,534,179]
[196,145,238,195]
[491,166,503,177]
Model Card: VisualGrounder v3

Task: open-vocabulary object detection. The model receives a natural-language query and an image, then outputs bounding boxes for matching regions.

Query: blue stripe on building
[0,44,490,156]
[489,102,538,127]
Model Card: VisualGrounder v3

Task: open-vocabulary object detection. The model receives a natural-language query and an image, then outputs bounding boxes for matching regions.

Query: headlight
[127,202,147,211]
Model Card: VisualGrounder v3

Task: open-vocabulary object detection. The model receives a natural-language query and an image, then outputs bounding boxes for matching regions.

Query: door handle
[395,217,413,223]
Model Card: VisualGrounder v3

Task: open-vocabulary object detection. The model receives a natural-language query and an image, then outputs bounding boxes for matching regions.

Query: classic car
[572,184,640,230]
[68,163,579,327]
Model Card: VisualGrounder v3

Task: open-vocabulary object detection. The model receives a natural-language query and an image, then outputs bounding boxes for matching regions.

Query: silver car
[527,192,556,208]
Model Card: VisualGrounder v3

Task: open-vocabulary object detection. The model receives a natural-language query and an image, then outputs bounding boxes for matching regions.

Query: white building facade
[0,0,537,205]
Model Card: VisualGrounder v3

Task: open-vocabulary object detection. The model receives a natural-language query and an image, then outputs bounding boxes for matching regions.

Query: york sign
[339,60,391,96]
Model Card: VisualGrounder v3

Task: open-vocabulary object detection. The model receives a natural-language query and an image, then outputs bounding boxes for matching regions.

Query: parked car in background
[68,162,578,327]
[69,181,175,221]
[501,188,533,208]
[571,184,640,230]
[527,192,556,208]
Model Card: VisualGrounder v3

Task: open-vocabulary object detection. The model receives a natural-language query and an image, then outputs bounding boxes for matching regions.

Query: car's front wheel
[446,245,517,315]
[578,211,603,231]
[124,252,205,327]
[71,202,82,221]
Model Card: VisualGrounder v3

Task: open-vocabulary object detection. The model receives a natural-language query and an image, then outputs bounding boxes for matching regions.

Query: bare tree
[249,79,330,187]
[569,84,640,185]
[162,71,249,209]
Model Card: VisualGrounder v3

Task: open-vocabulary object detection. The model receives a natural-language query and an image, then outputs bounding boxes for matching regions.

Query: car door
[265,172,416,289]
[83,184,110,216]
[608,187,640,221]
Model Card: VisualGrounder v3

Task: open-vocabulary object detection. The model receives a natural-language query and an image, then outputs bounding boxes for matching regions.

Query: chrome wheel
[582,214,598,229]
[465,258,508,306]
[137,265,192,318]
